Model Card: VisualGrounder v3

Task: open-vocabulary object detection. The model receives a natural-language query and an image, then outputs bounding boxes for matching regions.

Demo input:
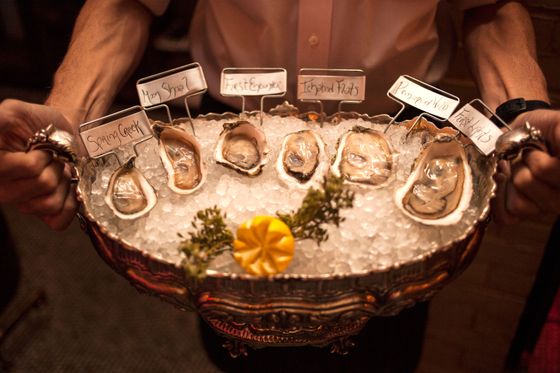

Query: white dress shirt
[140,0,496,114]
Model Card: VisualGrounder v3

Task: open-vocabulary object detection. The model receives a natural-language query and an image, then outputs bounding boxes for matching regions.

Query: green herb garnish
[179,206,234,280]
[277,175,355,244]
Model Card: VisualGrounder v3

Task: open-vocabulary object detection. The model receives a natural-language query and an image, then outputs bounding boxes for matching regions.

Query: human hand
[492,109,560,224]
[0,99,78,230]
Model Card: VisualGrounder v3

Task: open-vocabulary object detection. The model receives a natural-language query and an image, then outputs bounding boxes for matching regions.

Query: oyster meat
[214,121,269,176]
[331,126,395,187]
[395,134,473,225]
[276,129,328,188]
[156,124,206,194]
[105,157,157,220]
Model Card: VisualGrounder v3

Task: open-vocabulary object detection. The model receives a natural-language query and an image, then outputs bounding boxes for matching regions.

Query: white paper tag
[79,110,152,158]
[388,76,459,120]
[448,103,504,155]
[297,75,365,101]
[220,71,287,96]
[137,65,206,107]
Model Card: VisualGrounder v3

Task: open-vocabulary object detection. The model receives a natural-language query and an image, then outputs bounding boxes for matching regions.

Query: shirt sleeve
[447,0,498,11]
[136,0,170,16]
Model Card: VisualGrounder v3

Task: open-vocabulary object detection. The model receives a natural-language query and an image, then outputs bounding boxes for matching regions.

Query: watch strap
[495,98,551,124]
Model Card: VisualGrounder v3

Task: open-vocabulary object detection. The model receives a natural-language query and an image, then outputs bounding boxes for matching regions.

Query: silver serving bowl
[27,103,541,356]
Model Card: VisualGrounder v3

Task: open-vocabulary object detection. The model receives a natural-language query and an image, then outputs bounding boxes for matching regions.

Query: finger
[522,150,560,187]
[514,110,560,155]
[498,159,511,178]
[0,160,64,204]
[505,181,541,219]
[0,99,74,135]
[39,187,78,231]
[511,162,560,214]
[16,169,71,216]
[0,150,52,180]
[491,172,520,225]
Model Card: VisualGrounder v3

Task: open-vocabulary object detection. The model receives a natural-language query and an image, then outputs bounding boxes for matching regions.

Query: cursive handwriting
[299,78,360,97]
[452,107,493,143]
[391,81,450,114]
[222,76,283,94]
[85,120,145,153]
[140,76,189,105]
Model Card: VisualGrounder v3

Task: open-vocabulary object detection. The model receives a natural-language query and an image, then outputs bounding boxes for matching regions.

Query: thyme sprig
[178,206,234,280]
[277,175,355,244]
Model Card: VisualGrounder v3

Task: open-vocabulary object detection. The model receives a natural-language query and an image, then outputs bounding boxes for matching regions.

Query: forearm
[45,0,152,128]
[463,1,549,110]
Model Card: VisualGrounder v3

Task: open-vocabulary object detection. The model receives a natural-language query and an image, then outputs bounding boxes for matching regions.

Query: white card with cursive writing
[79,110,152,158]
[137,66,206,107]
[448,103,504,155]
[388,76,459,120]
[220,71,287,96]
[297,75,365,101]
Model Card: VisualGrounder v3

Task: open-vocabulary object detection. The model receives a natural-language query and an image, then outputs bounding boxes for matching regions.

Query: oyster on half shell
[155,124,206,194]
[214,121,269,176]
[331,126,395,188]
[395,134,472,226]
[276,129,328,188]
[105,157,157,220]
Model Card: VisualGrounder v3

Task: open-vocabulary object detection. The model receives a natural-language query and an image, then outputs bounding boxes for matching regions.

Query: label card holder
[79,106,153,160]
[137,63,207,135]
[385,75,460,135]
[297,68,365,115]
[448,99,508,156]
[220,68,287,118]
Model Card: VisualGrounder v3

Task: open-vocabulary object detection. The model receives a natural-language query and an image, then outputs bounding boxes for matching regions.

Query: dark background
[1,1,559,372]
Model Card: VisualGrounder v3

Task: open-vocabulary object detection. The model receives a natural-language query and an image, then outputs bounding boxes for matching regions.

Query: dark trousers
[199,302,429,373]
[0,210,19,314]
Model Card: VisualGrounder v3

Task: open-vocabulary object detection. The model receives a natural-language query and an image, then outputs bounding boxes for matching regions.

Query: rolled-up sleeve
[136,0,170,16]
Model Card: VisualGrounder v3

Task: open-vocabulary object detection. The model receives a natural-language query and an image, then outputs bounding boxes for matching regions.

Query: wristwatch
[494,98,551,124]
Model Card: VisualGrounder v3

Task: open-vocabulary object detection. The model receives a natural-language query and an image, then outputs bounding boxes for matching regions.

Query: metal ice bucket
[27,104,542,356]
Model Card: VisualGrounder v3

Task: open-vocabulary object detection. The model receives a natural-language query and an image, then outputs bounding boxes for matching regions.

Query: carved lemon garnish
[233,216,295,275]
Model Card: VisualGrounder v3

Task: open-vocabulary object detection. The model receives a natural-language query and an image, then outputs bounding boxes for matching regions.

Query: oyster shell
[105,157,157,220]
[331,126,395,188]
[395,134,472,225]
[214,121,269,176]
[155,124,206,194]
[276,129,328,188]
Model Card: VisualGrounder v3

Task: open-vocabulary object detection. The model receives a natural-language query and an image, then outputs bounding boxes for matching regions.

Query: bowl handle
[495,121,547,160]
[26,124,80,181]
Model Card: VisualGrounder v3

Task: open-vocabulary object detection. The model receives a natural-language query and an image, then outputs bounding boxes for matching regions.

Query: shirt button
[308,34,319,48]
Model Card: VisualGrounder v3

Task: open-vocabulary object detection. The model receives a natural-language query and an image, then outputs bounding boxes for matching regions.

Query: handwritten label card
[388,76,459,120]
[137,65,207,107]
[448,103,504,155]
[297,75,365,101]
[79,110,152,158]
[220,70,287,96]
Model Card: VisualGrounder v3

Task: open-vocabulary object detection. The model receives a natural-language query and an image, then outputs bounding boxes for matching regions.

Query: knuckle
[37,170,59,193]
[528,156,549,180]
[25,155,47,177]
[507,196,529,217]
[37,195,63,215]
[511,170,532,191]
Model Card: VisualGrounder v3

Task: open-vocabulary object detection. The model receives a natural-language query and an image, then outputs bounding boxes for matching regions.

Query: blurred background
[1,1,559,372]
